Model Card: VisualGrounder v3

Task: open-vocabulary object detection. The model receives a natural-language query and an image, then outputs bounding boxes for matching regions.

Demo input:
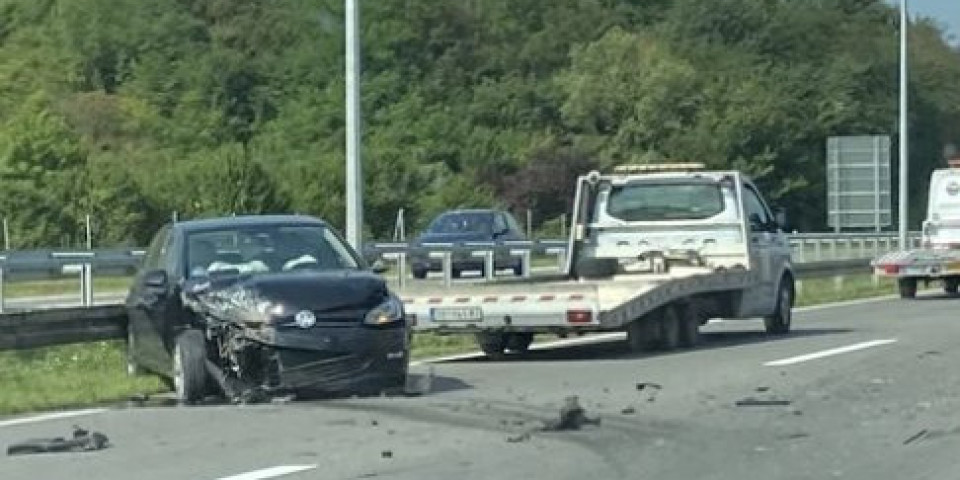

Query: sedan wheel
[172,330,208,403]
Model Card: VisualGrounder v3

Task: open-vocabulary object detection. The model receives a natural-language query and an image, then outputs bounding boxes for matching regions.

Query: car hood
[245,271,390,312]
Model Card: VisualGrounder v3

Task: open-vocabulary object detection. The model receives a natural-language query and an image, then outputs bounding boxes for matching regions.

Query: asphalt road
[3,294,960,479]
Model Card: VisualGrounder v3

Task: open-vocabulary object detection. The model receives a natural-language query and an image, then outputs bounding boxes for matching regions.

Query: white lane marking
[216,465,317,480]
[764,339,898,367]
[0,408,108,428]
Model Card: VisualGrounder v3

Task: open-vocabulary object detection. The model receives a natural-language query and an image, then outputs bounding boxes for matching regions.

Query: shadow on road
[441,327,853,364]
[908,293,959,301]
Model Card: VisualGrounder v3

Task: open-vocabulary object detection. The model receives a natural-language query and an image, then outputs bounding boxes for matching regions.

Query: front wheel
[898,278,918,299]
[764,278,794,335]
[944,277,959,295]
[172,330,209,403]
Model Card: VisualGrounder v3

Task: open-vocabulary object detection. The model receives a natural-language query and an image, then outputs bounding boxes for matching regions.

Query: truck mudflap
[401,268,757,332]
[871,250,960,278]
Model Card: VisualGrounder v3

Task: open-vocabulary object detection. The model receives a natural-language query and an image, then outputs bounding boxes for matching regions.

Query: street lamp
[898,0,909,249]
[345,0,363,250]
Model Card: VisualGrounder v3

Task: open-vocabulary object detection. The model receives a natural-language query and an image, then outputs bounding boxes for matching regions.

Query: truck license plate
[431,306,483,322]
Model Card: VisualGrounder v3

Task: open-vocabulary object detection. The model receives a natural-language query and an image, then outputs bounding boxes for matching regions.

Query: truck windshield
[605,182,724,221]
[186,225,360,278]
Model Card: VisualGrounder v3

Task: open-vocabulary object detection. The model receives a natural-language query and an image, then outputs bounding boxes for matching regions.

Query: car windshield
[427,212,494,235]
[186,224,359,278]
[605,182,725,221]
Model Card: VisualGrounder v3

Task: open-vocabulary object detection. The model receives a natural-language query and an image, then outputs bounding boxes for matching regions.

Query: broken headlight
[364,295,404,326]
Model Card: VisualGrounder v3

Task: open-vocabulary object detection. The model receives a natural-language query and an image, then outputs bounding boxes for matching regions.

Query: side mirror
[143,269,168,290]
[772,207,788,231]
[371,259,388,274]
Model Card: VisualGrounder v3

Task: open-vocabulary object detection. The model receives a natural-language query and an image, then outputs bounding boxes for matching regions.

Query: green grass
[0,272,913,416]
[3,276,132,298]
[0,341,165,415]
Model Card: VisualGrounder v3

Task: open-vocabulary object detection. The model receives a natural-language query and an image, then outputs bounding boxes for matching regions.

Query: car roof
[436,209,501,216]
[174,215,328,233]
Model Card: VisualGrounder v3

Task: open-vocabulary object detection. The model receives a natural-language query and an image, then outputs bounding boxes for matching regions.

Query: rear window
[605,182,724,221]
[427,212,494,234]
[931,174,960,219]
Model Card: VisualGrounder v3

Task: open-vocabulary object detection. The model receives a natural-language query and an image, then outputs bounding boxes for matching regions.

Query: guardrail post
[80,263,94,306]
[0,264,4,314]
[396,251,407,289]
[512,249,532,278]
[429,251,453,287]
[833,275,844,293]
[814,240,822,261]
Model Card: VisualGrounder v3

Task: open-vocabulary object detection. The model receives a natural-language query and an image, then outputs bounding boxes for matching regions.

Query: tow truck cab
[922,160,960,250]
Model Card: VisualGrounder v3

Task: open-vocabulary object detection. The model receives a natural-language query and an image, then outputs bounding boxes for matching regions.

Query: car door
[740,184,780,315]
[126,226,172,373]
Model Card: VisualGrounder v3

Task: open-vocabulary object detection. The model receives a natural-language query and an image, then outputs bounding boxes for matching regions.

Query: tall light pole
[898,0,909,249]
[345,0,364,250]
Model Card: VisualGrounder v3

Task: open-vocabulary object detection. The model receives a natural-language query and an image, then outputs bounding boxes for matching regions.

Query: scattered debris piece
[735,397,792,407]
[636,382,662,392]
[919,350,942,358]
[370,420,379,427]
[755,386,770,393]
[507,432,531,443]
[387,429,396,436]
[542,396,601,431]
[381,450,393,459]
[903,429,928,445]
[777,432,810,440]
[7,426,109,456]
[621,406,636,415]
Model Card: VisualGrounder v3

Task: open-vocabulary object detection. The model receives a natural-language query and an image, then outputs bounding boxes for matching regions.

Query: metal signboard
[826,135,892,231]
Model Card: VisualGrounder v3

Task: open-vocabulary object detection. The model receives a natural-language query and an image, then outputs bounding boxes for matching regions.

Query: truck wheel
[626,317,659,353]
[944,277,959,295]
[678,305,702,349]
[505,333,534,353]
[898,278,918,299]
[657,306,681,350]
[574,258,618,279]
[172,330,209,403]
[764,278,794,335]
[476,333,507,359]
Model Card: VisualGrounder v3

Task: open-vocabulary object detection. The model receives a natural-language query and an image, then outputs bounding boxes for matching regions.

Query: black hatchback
[125,215,409,402]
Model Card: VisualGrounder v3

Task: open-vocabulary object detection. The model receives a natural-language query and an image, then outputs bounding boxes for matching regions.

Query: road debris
[542,396,600,431]
[7,425,109,456]
[735,397,792,407]
[755,386,770,392]
[381,450,393,459]
[621,406,636,415]
[636,382,662,392]
[370,419,379,427]
[507,432,531,443]
[903,429,929,445]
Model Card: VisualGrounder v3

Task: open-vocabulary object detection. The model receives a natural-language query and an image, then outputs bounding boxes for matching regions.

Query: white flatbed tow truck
[400,163,796,357]
[872,160,960,298]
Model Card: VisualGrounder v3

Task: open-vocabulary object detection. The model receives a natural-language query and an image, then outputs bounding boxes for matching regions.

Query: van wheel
[764,278,794,335]
[172,330,209,403]
[898,278,918,299]
[476,333,507,359]
[658,306,681,350]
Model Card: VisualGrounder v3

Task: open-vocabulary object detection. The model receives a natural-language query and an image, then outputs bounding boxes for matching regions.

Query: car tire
[764,277,794,334]
[898,278,918,299]
[172,330,209,403]
[944,277,959,295]
[412,268,427,280]
[512,261,525,277]
[657,306,681,350]
[126,326,145,376]
[505,333,534,353]
[452,268,463,279]
[476,333,507,359]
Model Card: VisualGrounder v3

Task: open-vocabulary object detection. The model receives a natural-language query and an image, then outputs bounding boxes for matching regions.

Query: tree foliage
[1,0,959,246]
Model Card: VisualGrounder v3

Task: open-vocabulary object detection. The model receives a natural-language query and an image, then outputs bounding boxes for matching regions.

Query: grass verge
[0,273,910,416]
[4,276,132,298]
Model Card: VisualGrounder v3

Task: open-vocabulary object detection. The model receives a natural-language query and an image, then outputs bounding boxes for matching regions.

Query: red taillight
[882,264,900,275]
[566,310,593,323]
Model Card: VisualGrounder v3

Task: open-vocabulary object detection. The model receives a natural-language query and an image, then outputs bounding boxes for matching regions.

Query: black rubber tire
[172,330,209,403]
[476,333,507,359]
[505,333,534,353]
[764,277,794,335]
[126,326,145,376]
[944,277,959,295]
[412,268,428,280]
[452,268,463,279]
[678,304,701,349]
[574,258,618,279]
[657,306,681,350]
[626,317,659,352]
[512,261,524,277]
[898,278,918,299]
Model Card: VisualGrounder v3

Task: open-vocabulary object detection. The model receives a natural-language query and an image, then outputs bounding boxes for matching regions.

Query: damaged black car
[125,215,409,402]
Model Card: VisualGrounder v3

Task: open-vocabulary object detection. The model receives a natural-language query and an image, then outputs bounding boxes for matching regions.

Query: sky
[896,0,960,44]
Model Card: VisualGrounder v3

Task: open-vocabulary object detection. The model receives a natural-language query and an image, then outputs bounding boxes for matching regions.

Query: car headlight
[364,295,404,326]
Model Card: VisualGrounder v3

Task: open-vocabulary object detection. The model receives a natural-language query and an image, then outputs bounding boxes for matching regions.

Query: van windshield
[605,182,725,221]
